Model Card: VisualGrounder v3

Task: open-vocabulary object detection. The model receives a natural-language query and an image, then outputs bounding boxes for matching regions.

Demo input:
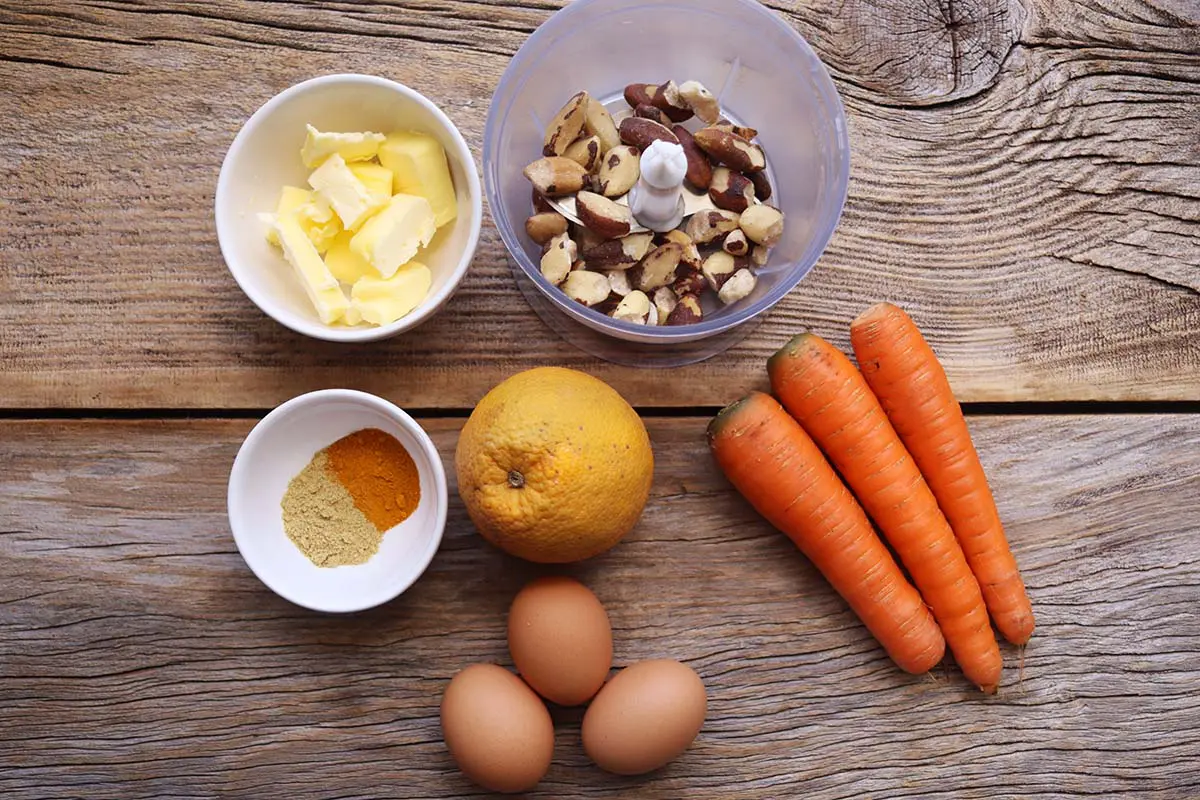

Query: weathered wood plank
[0,0,1197,409]
[1,415,1198,798]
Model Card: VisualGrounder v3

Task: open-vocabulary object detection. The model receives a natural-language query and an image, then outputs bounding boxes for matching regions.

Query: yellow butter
[378,131,458,228]
[351,262,432,325]
[308,153,384,231]
[349,193,436,278]
[275,214,350,324]
[348,163,394,207]
[296,194,342,254]
[342,305,364,326]
[262,186,312,246]
[300,125,385,169]
[324,230,379,284]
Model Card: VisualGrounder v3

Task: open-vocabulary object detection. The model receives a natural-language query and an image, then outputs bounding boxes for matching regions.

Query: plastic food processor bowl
[484,0,850,353]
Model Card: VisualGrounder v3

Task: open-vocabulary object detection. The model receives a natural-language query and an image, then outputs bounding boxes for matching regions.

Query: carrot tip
[707,394,755,443]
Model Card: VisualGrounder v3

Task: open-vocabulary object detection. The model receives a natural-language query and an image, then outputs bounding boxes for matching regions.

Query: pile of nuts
[522,80,785,326]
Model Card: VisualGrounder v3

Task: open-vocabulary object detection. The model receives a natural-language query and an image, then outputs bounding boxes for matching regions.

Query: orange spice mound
[325,428,421,531]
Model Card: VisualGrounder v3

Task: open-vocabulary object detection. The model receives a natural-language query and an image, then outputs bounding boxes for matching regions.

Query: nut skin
[576,191,633,239]
[634,104,672,127]
[543,91,588,157]
[596,145,641,198]
[619,117,679,151]
[672,125,713,191]
[652,286,678,325]
[629,242,683,292]
[583,232,654,269]
[739,204,785,246]
[666,292,703,325]
[612,289,654,324]
[693,127,766,173]
[583,96,621,154]
[708,166,755,213]
[532,189,555,214]
[524,156,588,197]
[525,212,569,245]
[722,228,750,256]
[715,118,759,140]
[540,232,576,286]
[702,251,737,291]
[662,229,702,270]
[672,268,707,297]
[748,170,772,202]
[651,80,694,122]
[623,83,657,109]
[718,268,758,305]
[562,269,612,307]
[685,209,741,245]
[563,135,603,172]
[678,81,720,124]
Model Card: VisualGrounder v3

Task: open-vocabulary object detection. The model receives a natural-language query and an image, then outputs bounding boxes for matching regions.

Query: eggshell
[507,576,613,706]
[440,663,554,793]
[582,659,707,775]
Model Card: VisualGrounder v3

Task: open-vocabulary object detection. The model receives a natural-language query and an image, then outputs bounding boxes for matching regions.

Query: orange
[455,367,653,563]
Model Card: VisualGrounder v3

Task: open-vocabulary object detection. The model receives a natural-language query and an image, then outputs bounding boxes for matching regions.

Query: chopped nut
[685,209,741,245]
[630,242,683,291]
[662,229,702,269]
[532,189,554,213]
[583,96,621,153]
[750,245,770,267]
[596,145,641,198]
[718,268,758,305]
[693,127,766,173]
[748,170,772,202]
[739,204,785,246]
[576,191,633,239]
[651,80,693,122]
[584,232,654,269]
[563,134,602,172]
[709,166,755,213]
[562,269,612,307]
[634,103,672,127]
[672,268,707,297]
[540,232,576,286]
[524,156,588,197]
[672,125,712,191]
[702,251,737,291]
[722,228,750,256]
[678,81,720,124]
[543,91,588,157]
[612,289,654,324]
[619,117,679,151]
[715,118,759,140]
[605,269,633,297]
[573,223,605,254]
[666,293,703,325]
[526,211,568,245]
[652,286,678,325]
[623,83,657,109]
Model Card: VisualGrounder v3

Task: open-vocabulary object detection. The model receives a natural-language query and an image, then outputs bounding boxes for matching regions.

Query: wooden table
[2,1,1198,797]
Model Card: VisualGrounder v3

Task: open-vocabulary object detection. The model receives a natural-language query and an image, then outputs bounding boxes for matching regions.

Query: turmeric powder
[326,427,422,531]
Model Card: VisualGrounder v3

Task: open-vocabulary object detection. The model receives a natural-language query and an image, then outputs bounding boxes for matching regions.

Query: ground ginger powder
[281,428,422,568]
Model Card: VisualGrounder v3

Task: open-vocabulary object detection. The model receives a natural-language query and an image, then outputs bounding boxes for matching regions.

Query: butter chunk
[275,214,350,324]
[300,124,385,168]
[296,194,342,253]
[351,262,432,325]
[262,186,312,247]
[349,193,436,278]
[325,230,379,285]
[348,163,395,207]
[378,131,458,228]
[308,153,384,231]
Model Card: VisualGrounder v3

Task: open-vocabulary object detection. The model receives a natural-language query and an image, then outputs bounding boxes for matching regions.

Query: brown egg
[507,576,613,706]
[582,659,707,775]
[440,663,554,793]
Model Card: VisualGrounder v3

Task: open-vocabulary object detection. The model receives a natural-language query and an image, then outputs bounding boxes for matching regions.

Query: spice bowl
[227,389,448,613]
[216,73,483,342]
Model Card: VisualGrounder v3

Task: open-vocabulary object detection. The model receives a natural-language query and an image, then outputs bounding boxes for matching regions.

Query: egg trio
[440,576,708,793]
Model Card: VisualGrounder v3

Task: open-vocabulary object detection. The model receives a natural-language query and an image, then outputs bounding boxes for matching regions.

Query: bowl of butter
[216,74,482,342]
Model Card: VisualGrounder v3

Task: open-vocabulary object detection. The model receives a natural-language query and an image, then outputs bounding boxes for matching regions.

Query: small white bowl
[227,389,448,613]
[216,74,482,342]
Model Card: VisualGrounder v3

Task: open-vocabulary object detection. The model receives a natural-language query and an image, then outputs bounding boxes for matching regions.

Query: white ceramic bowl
[227,389,448,613]
[216,74,483,342]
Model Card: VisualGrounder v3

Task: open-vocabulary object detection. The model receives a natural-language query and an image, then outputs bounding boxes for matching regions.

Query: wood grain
[0,0,1197,409]
[2,415,1198,798]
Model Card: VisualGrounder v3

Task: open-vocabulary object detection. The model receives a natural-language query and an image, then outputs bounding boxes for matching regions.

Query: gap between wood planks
[1,401,1198,421]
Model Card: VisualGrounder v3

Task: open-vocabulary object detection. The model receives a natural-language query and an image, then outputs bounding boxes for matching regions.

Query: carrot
[851,303,1034,645]
[768,334,1002,693]
[708,392,946,676]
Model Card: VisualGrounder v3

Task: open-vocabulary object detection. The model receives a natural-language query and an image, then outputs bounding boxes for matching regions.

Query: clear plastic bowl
[483,0,850,352]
